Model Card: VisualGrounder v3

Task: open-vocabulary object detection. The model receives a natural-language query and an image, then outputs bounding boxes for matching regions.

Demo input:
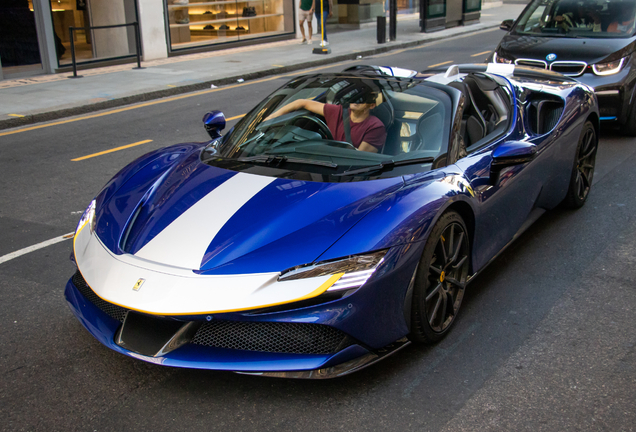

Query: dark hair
[352,92,378,105]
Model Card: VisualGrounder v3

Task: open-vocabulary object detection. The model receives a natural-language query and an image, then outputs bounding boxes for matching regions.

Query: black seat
[447,81,487,147]
[370,94,394,153]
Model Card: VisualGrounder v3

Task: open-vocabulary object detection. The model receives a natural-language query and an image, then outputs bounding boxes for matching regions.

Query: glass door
[0,0,43,78]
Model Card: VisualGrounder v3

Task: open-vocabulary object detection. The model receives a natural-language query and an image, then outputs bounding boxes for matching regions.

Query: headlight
[493,52,513,64]
[75,199,96,235]
[278,250,387,292]
[592,57,626,76]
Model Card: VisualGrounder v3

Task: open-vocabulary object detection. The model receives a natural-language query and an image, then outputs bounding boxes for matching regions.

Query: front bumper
[64,268,412,378]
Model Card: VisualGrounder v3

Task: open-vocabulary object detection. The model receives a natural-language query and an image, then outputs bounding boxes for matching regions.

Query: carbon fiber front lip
[234,337,411,379]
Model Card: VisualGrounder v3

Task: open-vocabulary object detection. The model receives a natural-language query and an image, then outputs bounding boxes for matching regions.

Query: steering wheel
[287,115,333,140]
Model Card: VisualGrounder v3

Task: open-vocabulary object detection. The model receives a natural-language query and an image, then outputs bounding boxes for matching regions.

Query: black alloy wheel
[410,211,470,343]
[564,121,597,208]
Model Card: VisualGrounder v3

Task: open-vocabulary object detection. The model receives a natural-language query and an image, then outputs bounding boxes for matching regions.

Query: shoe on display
[236,26,245,30]
[219,24,230,30]
[242,6,256,16]
[173,0,188,5]
[176,17,190,24]
[203,10,212,14]
[204,24,215,29]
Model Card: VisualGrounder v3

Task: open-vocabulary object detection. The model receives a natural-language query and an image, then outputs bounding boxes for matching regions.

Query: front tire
[409,211,470,344]
[563,121,597,209]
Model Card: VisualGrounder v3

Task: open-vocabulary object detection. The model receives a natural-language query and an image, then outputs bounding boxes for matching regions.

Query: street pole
[389,0,397,41]
[312,0,331,54]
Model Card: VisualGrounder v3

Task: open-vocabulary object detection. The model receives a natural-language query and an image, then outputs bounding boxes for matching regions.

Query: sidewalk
[0,4,525,131]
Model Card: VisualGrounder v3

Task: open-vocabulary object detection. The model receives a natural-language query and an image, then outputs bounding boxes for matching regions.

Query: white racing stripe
[135,172,277,269]
[0,232,74,265]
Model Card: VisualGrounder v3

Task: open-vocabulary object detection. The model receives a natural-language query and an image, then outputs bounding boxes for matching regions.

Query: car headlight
[278,250,387,292]
[75,199,96,235]
[493,52,513,64]
[592,57,626,76]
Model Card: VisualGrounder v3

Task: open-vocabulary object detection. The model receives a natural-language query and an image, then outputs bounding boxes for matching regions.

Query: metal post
[377,16,386,44]
[312,0,331,54]
[68,27,83,78]
[133,22,144,69]
[389,0,397,41]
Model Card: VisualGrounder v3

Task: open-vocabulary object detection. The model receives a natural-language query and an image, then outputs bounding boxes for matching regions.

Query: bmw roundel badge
[546,53,557,62]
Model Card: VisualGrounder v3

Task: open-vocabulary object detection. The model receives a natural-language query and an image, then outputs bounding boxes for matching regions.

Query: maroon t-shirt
[323,104,387,150]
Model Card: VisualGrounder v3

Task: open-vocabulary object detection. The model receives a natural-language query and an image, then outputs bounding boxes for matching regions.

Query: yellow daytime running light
[278,250,387,291]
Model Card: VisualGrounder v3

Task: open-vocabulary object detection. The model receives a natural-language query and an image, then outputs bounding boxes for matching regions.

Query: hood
[95,153,404,275]
[499,33,636,64]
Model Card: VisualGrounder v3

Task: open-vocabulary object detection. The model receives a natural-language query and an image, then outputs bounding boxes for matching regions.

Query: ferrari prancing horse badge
[132,278,145,291]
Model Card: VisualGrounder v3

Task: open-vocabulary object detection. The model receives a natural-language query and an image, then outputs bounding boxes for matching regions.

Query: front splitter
[235,337,411,379]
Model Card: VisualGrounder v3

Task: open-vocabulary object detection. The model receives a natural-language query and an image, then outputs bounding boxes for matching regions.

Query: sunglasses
[350,94,376,104]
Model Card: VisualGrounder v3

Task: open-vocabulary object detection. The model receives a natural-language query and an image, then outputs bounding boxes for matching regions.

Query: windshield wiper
[237,154,338,168]
[334,157,435,177]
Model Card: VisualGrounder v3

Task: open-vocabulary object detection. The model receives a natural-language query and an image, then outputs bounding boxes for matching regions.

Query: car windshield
[514,0,636,38]
[206,74,452,180]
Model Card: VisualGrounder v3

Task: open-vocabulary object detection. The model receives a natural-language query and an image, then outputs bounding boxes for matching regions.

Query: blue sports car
[66,64,598,378]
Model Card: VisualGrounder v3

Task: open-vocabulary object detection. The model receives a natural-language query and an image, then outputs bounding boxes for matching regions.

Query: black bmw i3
[491,0,636,135]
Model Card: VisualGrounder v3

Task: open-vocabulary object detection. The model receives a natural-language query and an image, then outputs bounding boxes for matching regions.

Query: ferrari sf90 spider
[66,63,598,378]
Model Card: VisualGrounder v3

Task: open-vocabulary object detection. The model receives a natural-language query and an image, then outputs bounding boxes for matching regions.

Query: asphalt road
[1,29,635,431]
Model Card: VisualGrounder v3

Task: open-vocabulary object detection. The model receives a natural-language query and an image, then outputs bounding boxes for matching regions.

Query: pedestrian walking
[314,0,333,45]
[299,0,314,44]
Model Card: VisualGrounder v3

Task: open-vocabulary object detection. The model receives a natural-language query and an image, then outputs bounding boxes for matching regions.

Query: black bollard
[377,16,386,44]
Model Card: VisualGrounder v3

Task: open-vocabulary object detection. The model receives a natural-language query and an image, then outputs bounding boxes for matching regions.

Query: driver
[266,93,387,153]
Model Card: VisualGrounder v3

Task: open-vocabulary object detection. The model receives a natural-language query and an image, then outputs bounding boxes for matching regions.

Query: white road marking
[0,232,74,265]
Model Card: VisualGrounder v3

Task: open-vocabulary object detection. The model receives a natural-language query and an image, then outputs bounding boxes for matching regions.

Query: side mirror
[203,110,226,139]
[491,141,536,183]
[500,19,514,31]
[492,141,537,168]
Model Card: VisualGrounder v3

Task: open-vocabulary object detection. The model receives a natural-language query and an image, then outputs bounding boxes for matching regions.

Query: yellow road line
[1,60,360,139]
[72,140,153,161]
[373,49,407,58]
[166,84,176,87]
[72,114,244,161]
[471,50,492,57]
[428,60,453,68]
[0,76,284,138]
[8,114,25,118]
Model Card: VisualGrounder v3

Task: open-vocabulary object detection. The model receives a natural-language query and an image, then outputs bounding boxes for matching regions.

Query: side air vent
[72,271,129,322]
[527,98,564,135]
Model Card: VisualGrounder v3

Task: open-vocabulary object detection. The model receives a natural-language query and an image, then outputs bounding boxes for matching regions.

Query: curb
[0,24,498,131]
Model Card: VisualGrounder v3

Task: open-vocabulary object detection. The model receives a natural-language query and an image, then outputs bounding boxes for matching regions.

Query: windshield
[206,75,452,180]
[514,0,636,38]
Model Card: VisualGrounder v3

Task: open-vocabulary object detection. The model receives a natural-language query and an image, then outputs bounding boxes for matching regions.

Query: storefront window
[396,0,420,14]
[0,0,42,76]
[167,0,295,51]
[427,0,445,18]
[50,0,139,66]
[464,0,480,13]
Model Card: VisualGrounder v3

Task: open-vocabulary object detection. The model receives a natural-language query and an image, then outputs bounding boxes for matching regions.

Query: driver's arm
[267,99,326,120]
[359,141,379,153]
